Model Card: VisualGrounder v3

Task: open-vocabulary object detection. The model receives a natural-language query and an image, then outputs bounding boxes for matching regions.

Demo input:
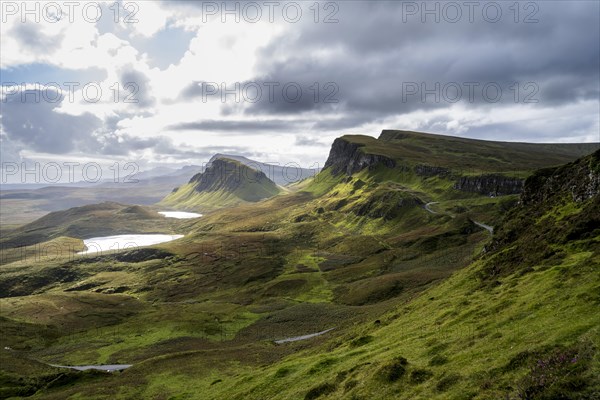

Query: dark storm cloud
[237,1,599,135]
[1,87,102,154]
[294,136,327,147]
[167,1,599,141]
[179,79,339,115]
[1,88,193,160]
[169,119,296,132]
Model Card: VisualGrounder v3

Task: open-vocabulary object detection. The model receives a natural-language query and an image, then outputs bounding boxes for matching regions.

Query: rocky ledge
[323,137,396,176]
[453,174,524,196]
[521,150,599,205]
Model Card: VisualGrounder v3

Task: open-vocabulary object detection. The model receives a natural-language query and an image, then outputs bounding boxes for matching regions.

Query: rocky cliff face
[323,137,396,176]
[521,150,600,205]
[161,157,281,209]
[189,158,275,194]
[453,175,524,196]
[414,165,451,177]
[480,150,599,280]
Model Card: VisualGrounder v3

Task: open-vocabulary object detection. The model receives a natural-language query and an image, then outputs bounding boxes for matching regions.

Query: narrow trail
[274,328,335,344]
[473,220,494,234]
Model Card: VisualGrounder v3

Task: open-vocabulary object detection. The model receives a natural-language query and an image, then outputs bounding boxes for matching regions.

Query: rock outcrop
[414,165,451,177]
[521,150,600,205]
[207,154,319,186]
[453,175,524,196]
[480,150,599,280]
[323,137,396,176]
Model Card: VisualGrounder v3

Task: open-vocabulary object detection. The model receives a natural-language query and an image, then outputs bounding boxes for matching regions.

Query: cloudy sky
[1,0,599,178]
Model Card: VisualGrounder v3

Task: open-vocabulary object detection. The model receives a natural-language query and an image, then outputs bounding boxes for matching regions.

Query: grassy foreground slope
[198,149,599,400]
[0,132,598,399]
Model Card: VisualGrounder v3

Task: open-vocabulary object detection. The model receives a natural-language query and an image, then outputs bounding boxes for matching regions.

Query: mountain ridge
[208,153,320,186]
[160,157,282,211]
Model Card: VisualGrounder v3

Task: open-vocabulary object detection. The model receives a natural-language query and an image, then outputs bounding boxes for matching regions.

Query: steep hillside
[378,130,598,171]
[481,150,600,280]
[160,157,282,211]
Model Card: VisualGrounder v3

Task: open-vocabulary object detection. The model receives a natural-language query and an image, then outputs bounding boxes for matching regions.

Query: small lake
[50,364,132,372]
[77,234,184,255]
[158,211,202,219]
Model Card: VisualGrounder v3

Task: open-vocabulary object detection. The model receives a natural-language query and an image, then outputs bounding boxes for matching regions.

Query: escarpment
[521,150,600,205]
[414,165,451,177]
[323,137,396,176]
[453,174,524,196]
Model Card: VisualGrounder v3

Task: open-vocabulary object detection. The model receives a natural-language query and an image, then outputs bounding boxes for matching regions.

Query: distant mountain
[0,165,202,226]
[160,157,281,211]
[208,154,319,186]
[0,165,201,190]
[97,164,200,188]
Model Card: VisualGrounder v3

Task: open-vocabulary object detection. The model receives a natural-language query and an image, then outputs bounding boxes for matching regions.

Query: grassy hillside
[160,157,282,211]
[377,130,598,173]
[0,132,597,399]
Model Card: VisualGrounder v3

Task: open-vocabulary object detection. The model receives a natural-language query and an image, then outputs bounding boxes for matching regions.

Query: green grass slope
[25,150,596,400]
[0,133,597,399]
[378,130,598,172]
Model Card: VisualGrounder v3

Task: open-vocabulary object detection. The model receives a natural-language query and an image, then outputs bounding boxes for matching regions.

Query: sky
[1,0,599,182]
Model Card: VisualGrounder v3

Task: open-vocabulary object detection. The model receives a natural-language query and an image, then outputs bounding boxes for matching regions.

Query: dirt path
[473,220,494,234]
[274,328,335,344]
[424,202,493,235]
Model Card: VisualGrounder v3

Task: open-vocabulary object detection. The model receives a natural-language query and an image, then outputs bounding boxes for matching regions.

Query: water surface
[50,364,132,372]
[78,234,183,255]
[158,211,202,219]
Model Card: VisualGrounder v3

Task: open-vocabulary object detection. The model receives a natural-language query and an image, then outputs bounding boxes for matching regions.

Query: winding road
[424,201,440,214]
[472,220,494,234]
[424,202,493,235]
